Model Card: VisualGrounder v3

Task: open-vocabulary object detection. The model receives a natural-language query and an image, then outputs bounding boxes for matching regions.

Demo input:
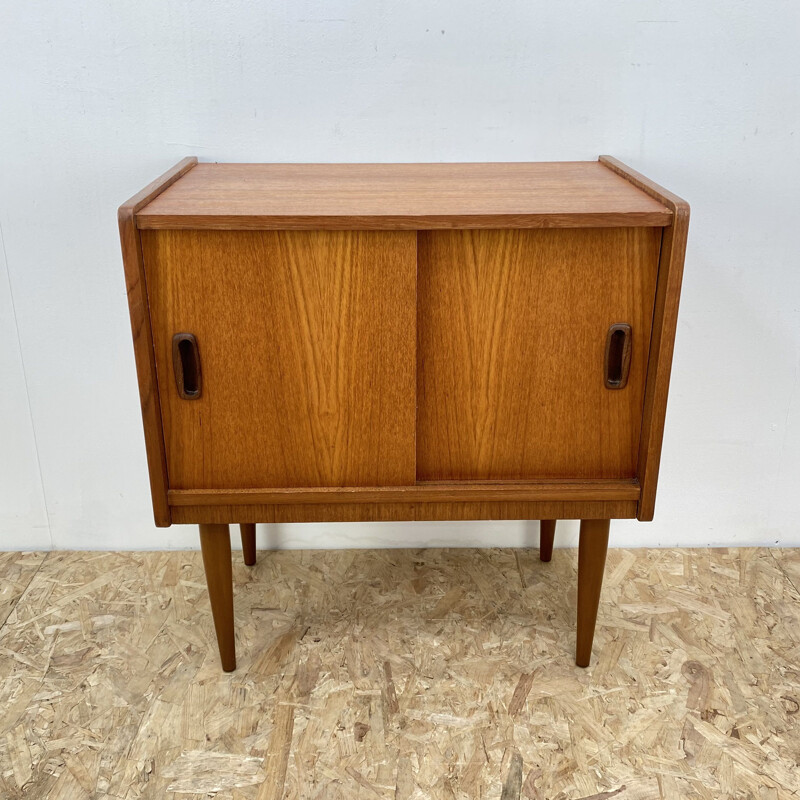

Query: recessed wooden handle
[604,323,632,389]
[172,333,202,399]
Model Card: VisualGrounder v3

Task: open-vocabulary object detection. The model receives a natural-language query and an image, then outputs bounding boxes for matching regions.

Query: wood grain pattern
[168,480,639,506]
[417,227,660,481]
[599,156,690,520]
[121,158,686,538]
[135,162,672,231]
[118,157,198,526]
[170,500,638,524]
[142,229,417,490]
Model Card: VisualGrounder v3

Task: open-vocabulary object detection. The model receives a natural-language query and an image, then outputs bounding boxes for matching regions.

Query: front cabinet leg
[199,523,236,671]
[576,518,610,668]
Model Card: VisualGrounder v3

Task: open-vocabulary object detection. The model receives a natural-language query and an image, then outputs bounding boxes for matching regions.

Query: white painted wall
[1,1,798,551]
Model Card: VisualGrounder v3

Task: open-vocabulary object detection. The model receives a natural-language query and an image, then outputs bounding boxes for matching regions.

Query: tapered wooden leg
[240,523,257,566]
[539,519,556,562]
[576,518,610,668]
[199,523,236,672]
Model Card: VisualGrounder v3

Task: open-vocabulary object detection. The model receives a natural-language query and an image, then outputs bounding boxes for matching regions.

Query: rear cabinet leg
[539,519,556,562]
[199,523,236,671]
[576,518,610,668]
[240,523,257,566]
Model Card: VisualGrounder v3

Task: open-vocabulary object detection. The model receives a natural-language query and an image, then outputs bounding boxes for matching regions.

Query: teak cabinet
[119,157,689,671]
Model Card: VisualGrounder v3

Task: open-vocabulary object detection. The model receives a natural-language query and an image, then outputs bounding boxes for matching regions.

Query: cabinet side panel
[598,156,690,520]
[417,227,660,480]
[118,158,198,526]
[636,216,689,519]
[600,156,689,522]
[143,229,417,489]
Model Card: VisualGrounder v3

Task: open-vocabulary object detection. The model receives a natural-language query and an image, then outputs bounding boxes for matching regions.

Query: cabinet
[119,157,689,671]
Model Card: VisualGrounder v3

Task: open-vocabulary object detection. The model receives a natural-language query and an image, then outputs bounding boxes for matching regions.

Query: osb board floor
[0,546,799,800]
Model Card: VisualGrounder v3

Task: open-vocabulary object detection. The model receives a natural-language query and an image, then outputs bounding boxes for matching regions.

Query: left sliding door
[142,229,417,490]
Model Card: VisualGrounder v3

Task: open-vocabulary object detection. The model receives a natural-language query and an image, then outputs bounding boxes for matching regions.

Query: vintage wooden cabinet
[119,157,688,671]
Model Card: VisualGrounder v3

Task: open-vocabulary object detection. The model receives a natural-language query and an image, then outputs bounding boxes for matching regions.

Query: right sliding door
[416,227,661,481]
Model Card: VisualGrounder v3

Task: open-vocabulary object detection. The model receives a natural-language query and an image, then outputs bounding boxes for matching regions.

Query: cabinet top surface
[135,160,673,230]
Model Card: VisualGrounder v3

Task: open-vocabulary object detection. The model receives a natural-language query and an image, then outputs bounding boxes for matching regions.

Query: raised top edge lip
[132,157,675,226]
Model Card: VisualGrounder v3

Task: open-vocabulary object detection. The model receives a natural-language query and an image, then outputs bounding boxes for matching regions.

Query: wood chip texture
[0,546,798,799]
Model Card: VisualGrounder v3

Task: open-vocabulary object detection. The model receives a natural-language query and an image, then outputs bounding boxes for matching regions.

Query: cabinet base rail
[172,480,639,506]
[198,519,610,672]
